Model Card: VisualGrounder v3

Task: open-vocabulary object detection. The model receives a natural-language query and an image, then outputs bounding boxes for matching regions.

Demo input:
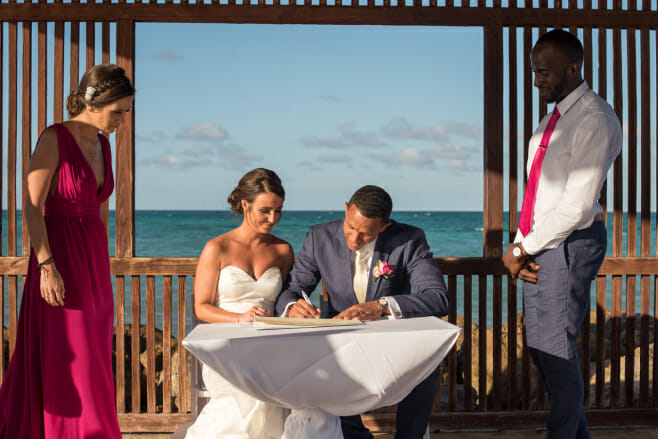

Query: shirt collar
[354,238,377,259]
[555,80,589,117]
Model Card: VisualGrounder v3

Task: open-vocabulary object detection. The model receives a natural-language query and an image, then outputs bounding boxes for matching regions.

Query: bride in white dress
[185,169,294,439]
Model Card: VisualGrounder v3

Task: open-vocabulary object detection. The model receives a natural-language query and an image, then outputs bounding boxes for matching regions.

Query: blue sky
[3,23,656,211]
[133,24,485,210]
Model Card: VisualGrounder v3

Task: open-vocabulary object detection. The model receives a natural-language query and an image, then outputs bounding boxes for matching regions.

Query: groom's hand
[334,301,382,321]
[288,299,321,319]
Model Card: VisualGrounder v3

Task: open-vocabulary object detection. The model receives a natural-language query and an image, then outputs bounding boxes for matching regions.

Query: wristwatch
[512,244,526,258]
[378,297,389,315]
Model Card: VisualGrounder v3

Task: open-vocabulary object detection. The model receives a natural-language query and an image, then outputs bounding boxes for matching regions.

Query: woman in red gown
[0,64,134,438]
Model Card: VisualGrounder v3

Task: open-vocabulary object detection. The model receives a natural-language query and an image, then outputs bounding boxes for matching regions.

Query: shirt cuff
[282,302,296,317]
[520,233,540,256]
[384,296,402,319]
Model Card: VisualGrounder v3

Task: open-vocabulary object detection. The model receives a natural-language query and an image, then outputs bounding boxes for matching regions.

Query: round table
[183,316,461,439]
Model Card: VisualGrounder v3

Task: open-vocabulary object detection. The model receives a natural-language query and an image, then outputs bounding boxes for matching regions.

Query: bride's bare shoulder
[200,233,234,259]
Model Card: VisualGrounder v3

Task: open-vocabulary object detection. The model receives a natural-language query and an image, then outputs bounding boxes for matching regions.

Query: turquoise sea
[2,211,656,331]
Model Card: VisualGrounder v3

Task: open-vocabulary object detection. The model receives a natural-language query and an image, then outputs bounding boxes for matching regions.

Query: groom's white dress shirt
[350,238,402,319]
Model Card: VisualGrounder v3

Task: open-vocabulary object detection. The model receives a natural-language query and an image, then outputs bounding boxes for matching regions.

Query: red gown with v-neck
[0,123,121,438]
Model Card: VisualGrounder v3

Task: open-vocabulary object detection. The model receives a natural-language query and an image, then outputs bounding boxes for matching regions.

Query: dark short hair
[227,168,285,214]
[535,29,584,66]
[348,185,392,220]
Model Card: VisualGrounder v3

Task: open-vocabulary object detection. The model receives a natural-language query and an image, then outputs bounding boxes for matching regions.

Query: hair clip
[85,86,97,102]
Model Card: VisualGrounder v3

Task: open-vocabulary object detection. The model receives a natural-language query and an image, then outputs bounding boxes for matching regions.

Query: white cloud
[428,143,475,160]
[300,135,350,149]
[136,130,167,143]
[141,143,261,170]
[339,121,386,148]
[184,145,215,157]
[382,117,447,142]
[382,117,482,143]
[443,121,482,140]
[371,145,478,172]
[176,123,228,142]
[372,148,436,169]
[217,145,263,170]
[300,121,386,149]
[146,154,204,168]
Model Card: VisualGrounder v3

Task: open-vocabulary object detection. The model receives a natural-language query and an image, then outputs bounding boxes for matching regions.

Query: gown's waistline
[45,200,101,218]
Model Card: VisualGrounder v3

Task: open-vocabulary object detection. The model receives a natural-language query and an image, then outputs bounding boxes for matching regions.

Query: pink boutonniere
[372,260,396,281]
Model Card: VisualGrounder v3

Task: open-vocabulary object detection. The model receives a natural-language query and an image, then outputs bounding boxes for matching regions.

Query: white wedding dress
[185,265,288,439]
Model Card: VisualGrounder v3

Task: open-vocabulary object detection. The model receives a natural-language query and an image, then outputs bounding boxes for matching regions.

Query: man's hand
[288,299,320,319]
[518,261,541,284]
[502,243,528,279]
[334,301,383,321]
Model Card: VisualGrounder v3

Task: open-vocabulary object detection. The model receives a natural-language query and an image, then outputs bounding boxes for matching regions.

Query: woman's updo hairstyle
[228,168,285,214]
[66,64,135,118]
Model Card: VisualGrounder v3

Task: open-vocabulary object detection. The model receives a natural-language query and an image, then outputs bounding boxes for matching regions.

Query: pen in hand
[301,290,320,317]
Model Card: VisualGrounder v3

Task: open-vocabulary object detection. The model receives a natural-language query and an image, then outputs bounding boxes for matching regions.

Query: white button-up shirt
[350,238,402,319]
[515,81,622,255]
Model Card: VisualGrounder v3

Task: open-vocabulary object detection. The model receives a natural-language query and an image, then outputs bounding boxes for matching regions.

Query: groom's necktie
[518,106,561,236]
[353,249,369,304]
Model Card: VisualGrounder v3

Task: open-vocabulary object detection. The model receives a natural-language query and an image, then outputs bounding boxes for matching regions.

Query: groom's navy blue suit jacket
[275,218,450,318]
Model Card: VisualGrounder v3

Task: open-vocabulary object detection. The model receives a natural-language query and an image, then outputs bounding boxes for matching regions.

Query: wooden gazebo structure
[2,0,657,433]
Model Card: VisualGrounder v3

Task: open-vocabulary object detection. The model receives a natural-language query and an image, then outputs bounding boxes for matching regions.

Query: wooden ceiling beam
[3,4,656,29]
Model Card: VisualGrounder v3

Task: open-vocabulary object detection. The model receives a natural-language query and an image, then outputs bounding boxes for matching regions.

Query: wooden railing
[2,256,657,432]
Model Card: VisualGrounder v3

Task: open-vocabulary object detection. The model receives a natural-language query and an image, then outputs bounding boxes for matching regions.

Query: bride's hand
[236,306,270,323]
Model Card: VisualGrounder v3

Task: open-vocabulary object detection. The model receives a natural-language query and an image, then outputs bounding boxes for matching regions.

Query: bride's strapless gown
[185,265,288,439]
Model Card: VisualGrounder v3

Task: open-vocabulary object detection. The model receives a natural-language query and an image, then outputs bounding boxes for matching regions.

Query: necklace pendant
[91,151,97,162]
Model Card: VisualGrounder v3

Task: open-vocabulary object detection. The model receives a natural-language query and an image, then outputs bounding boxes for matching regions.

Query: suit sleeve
[275,226,322,316]
[393,230,451,318]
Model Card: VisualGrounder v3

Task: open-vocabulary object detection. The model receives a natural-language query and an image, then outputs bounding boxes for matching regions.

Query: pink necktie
[518,107,561,237]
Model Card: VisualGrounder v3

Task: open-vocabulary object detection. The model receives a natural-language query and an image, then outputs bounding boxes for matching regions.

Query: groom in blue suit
[275,185,450,439]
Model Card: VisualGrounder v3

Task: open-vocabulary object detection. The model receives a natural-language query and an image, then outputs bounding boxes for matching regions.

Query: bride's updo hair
[66,64,135,118]
[228,168,285,214]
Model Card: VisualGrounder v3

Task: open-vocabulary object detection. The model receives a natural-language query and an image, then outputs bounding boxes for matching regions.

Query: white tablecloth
[183,316,461,438]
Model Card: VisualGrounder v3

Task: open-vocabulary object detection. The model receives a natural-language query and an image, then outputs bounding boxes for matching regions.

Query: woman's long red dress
[0,123,122,438]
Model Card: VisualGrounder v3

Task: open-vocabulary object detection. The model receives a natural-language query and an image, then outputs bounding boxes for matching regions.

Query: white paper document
[252,316,364,330]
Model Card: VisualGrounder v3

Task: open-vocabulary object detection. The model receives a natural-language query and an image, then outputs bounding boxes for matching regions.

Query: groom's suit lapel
[367,228,393,302]
[332,222,356,303]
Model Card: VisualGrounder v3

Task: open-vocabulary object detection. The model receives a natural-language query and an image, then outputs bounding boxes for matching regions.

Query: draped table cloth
[183,316,461,439]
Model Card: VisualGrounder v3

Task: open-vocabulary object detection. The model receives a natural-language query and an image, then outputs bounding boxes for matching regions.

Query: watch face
[512,246,521,257]
[378,297,387,306]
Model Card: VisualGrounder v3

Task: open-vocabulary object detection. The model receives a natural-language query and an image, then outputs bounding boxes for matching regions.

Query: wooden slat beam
[115,20,136,258]
[0,256,655,276]
[3,4,658,27]
[116,276,126,413]
[483,23,504,260]
[130,275,141,413]
[21,22,32,256]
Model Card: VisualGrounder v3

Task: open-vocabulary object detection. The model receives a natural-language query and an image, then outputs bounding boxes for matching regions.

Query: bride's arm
[193,238,257,323]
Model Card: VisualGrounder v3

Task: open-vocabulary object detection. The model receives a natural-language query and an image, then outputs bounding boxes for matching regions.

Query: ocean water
[130,210,486,258]
[2,211,656,332]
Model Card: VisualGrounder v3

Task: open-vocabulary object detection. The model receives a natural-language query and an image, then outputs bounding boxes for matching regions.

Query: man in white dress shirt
[502,30,622,438]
